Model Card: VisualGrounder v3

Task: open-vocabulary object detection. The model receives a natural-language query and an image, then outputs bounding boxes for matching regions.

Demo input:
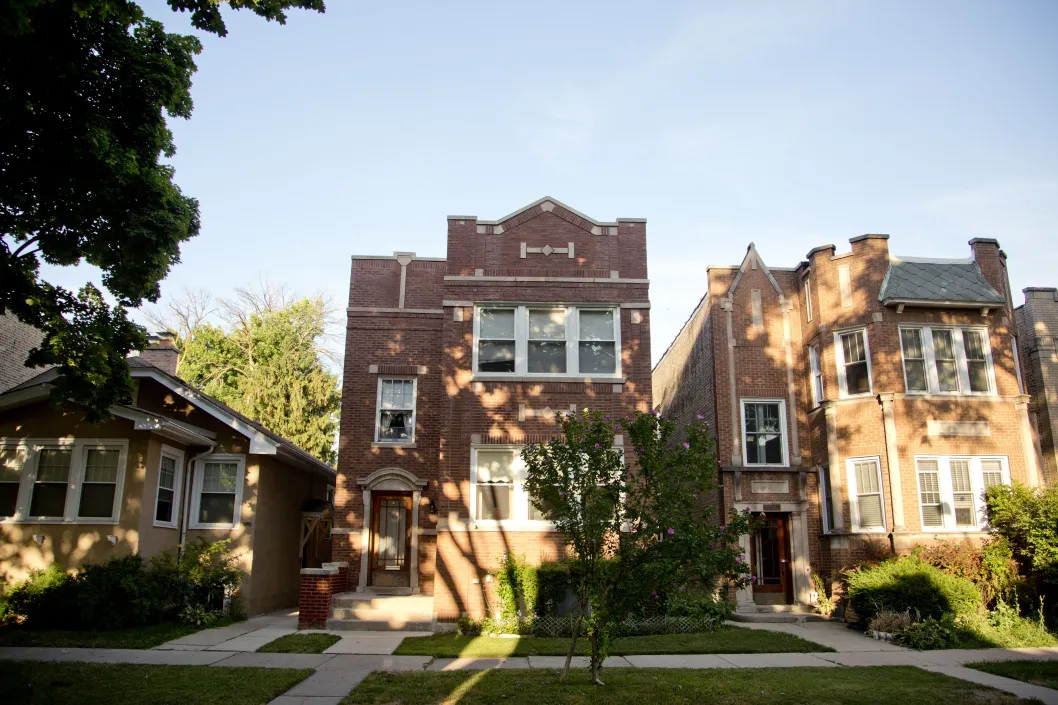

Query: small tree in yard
[521,409,759,686]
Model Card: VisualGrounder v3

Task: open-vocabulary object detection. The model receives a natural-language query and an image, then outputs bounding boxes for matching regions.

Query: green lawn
[393,626,831,657]
[258,633,341,653]
[1,661,311,705]
[967,660,1058,690]
[342,666,1031,704]
[0,622,200,649]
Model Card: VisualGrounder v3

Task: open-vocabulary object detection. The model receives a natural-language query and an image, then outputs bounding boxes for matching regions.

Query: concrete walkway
[2,619,1058,705]
[154,610,430,656]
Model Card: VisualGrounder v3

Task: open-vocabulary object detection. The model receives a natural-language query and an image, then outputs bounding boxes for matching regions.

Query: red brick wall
[337,200,652,615]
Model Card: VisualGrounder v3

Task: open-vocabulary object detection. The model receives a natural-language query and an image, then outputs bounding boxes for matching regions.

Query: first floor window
[376,378,416,443]
[836,329,872,396]
[197,459,241,526]
[741,400,786,466]
[819,464,835,533]
[78,448,120,518]
[155,451,180,525]
[916,456,1009,531]
[0,447,26,518]
[848,458,885,531]
[29,448,72,518]
[475,450,515,520]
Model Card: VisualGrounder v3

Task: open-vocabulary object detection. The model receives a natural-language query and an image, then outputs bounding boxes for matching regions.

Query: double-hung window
[0,439,128,523]
[741,399,787,466]
[0,447,26,518]
[376,378,416,443]
[819,464,835,533]
[916,456,1009,531]
[809,346,823,405]
[846,457,885,532]
[834,329,872,397]
[473,305,621,377]
[154,445,184,528]
[191,455,245,529]
[899,327,995,395]
[804,279,813,322]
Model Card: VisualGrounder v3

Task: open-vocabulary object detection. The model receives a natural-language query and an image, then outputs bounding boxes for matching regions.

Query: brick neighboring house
[334,197,652,623]
[653,235,1040,613]
[0,313,45,393]
[1015,287,1058,486]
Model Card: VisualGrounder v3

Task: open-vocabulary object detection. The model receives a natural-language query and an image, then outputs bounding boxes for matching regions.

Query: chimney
[140,332,179,376]
[969,238,1010,309]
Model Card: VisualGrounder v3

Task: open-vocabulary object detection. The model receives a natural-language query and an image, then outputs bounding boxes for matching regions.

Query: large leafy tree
[0,0,324,417]
[521,410,759,685]
[149,284,341,464]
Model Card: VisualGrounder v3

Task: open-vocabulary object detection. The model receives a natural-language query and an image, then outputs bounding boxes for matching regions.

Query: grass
[0,622,201,649]
[392,626,832,657]
[1,661,311,705]
[258,633,341,653]
[967,660,1058,690]
[342,666,1031,704]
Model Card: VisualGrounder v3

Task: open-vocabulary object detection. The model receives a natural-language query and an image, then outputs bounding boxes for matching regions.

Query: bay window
[473,305,621,377]
[916,456,1009,531]
[899,326,995,395]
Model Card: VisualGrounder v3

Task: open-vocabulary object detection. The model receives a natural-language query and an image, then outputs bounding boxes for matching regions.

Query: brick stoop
[327,591,436,631]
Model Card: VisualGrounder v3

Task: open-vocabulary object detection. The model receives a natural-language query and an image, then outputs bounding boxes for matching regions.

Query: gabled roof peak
[727,242,784,298]
[449,196,645,232]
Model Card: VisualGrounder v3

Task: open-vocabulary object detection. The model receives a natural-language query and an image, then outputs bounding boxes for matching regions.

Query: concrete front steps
[327,591,435,631]
[729,604,829,623]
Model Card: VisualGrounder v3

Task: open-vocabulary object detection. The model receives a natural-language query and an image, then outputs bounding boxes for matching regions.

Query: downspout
[179,443,216,554]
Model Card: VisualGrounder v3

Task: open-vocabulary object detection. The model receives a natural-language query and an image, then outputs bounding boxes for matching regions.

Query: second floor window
[376,378,416,443]
[741,399,787,466]
[474,305,620,377]
[835,329,872,397]
[809,346,823,405]
[899,327,994,395]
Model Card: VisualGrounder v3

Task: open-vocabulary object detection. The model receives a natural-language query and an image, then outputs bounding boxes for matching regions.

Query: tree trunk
[590,631,604,686]
[561,607,582,683]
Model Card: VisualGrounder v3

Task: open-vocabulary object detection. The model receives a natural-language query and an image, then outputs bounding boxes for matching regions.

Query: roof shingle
[879,259,1005,306]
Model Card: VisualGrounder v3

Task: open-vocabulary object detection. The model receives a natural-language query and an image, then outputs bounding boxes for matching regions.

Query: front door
[370,493,412,588]
[752,514,793,604]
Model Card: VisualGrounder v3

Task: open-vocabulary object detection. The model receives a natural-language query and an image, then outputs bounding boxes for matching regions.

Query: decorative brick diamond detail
[541,245,554,257]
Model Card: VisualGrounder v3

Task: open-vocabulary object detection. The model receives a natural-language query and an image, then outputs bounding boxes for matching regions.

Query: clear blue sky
[51,0,1058,366]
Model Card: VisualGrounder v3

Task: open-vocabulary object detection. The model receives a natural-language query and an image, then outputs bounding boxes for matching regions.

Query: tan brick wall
[1016,287,1058,485]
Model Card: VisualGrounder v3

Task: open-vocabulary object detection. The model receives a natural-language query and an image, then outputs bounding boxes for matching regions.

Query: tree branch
[11,235,40,258]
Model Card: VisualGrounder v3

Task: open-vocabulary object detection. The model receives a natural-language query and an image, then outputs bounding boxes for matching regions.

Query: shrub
[811,572,836,616]
[152,538,243,622]
[986,482,1058,625]
[4,565,80,629]
[845,556,981,621]
[77,555,168,629]
[456,614,481,636]
[893,615,963,649]
[917,538,1022,606]
[663,591,732,626]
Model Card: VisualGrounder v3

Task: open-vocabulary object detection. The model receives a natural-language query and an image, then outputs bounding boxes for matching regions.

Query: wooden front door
[752,514,793,604]
[370,493,412,588]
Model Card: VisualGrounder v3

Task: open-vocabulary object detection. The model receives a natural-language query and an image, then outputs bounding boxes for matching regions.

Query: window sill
[472,374,626,383]
[1,518,120,525]
[152,522,179,530]
[466,520,559,532]
[188,523,240,531]
[372,442,416,449]
[839,393,874,400]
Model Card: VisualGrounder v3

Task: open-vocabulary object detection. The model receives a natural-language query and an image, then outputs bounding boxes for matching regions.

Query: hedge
[845,556,981,621]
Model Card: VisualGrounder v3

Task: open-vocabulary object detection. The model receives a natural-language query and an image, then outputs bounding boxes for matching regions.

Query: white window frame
[189,453,246,530]
[469,446,553,529]
[740,398,789,467]
[1012,336,1024,394]
[845,456,887,533]
[833,328,873,398]
[804,278,813,322]
[153,444,185,529]
[0,438,128,524]
[819,464,834,534]
[374,376,417,444]
[914,455,1011,532]
[472,305,622,379]
[809,345,823,406]
[898,326,997,396]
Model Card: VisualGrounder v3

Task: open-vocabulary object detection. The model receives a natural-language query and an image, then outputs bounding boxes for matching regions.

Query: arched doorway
[356,468,427,592]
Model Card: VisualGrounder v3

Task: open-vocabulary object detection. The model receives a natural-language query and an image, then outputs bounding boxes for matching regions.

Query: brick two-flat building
[333,198,652,623]
[653,235,1041,613]
[1016,287,1058,486]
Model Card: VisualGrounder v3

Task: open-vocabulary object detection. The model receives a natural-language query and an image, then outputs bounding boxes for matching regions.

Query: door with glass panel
[752,514,792,604]
[370,493,412,587]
